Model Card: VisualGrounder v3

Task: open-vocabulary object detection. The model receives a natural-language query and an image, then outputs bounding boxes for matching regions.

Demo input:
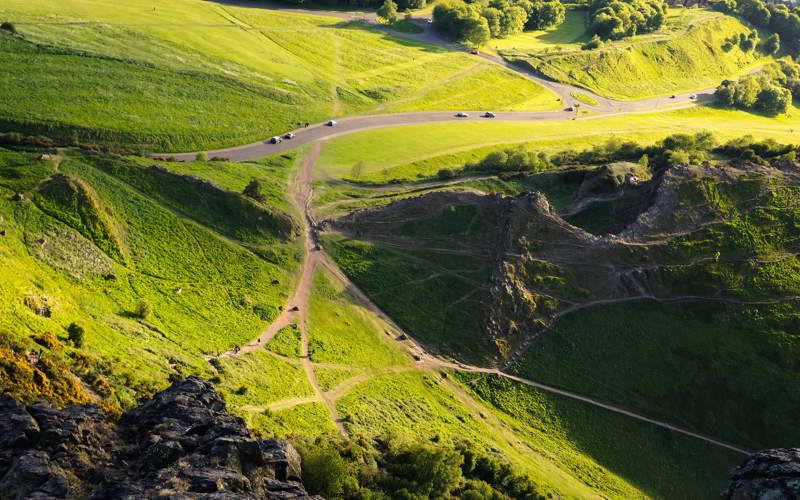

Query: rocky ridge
[0,376,316,499]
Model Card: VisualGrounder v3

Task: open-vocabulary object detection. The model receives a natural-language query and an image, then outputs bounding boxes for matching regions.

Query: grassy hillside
[0,0,557,151]
[0,147,302,407]
[496,9,765,99]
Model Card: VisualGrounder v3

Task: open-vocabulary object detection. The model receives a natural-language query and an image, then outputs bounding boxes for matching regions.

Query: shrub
[0,22,16,34]
[235,385,248,395]
[298,441,351,497]
[437,168,456,180]
[67,322,85,348]
[242,179,266,203]
[764,33,780,54]
[377,0,399,23]
[135,299,152,319]
[195,151,208,162]
[582,34,602,50]
[31,332,61,350]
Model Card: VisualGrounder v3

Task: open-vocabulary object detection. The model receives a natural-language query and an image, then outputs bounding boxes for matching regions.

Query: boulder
[722,448,800,499]
[0,377,318,499]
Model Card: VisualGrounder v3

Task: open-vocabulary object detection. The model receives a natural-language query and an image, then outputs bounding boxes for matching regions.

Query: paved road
[160,2,728,162]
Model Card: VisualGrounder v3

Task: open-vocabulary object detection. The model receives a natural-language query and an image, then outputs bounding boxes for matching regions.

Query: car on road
[427,17,433,23]
[670,94,676,99]
[326,120,338,126]
[565,106,574,112]
[455,112,469,118]
[689,94,697,100]
[284,132,295,139]
[270,136,282,144]
[469,49,478,55]
[483,111,495,118]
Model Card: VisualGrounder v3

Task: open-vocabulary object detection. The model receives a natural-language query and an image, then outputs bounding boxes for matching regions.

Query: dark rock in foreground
[0,376,316,499]
[722,448,800,499]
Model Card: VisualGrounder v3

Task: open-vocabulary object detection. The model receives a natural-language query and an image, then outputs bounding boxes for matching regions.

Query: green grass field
[307,268,411,368]
[313,105,800,183]
[0,0,556,151]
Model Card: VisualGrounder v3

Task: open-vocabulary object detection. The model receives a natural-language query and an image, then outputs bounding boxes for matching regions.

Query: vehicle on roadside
[270,136,282,144]
[284,132,295,139]
[455,112,469,117]
[483,111,495,118]
[689,94,697,100]
[670,94,676,99]
[565,106,574,112]
[427,18,433,23]
[326,120,337,126]
[469,49,478,55]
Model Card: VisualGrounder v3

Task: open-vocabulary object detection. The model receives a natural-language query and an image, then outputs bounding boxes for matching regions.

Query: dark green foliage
[434,0,566,43]
[437,168,456,180]
[67,322,85,348]
[589,0,667,40]
[296,435,548,499]
[242,179,266,203]
[764,33,780,54]
[581,34,602,50]
[715,74,792,116]
[0,22,16,34]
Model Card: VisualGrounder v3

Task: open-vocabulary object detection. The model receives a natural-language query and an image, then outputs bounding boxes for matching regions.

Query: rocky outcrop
[722,448,800,499]
[0,376,316,499]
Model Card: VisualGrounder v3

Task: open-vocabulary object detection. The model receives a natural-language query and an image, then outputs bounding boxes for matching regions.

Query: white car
[427,18,433,23]
[284,132,295,139]
[689,94,697,100]
[455,112,469,118]
[270,136,282,144]
[326,120,338,126]
[483,111,495,118]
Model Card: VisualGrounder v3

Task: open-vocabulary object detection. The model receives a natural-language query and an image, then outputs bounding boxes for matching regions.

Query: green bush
[135,299,152,320]
[67,322,85,348]
[195,151,208,162]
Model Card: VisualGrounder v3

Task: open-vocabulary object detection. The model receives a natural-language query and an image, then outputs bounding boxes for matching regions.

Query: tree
[461,15,490,47]
[299,442,351,497]
[756,83,792,115]
[526,0,566,30]
[67,322,85,348]
[242,179,266,202]
[377,0,399,24]
[764,33,780,54]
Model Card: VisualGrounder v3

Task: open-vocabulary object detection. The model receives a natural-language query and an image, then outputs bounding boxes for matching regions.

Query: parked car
[284,132,295,139]
[427,17,433,23]
[455,112,469,117]
[483,111,495,118]
[326,120,338,126]
[270,136,282,144]
[469,49,478,55]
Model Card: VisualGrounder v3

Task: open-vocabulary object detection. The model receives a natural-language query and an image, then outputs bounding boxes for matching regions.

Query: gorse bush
[67,322,85,348]
[135,299,152,320]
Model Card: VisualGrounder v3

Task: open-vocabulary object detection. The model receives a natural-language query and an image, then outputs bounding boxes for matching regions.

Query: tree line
[714,0,800,55]
[433,0,565,46]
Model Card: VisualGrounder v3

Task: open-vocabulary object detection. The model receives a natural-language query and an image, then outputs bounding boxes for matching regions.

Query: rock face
[0,376,316,499]
[722,448,800,499]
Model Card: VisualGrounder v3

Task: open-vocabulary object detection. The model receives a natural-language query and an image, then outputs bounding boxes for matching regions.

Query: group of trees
[463,132,798,178]
[297,435,549,499]
[588,0,667,40]
[715,58,800,116]
[433,0,565,46]
[714,0,800,55]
